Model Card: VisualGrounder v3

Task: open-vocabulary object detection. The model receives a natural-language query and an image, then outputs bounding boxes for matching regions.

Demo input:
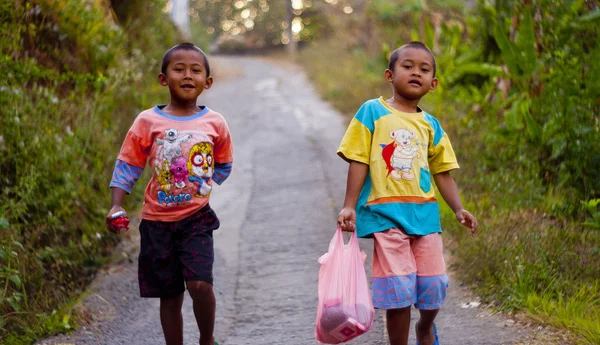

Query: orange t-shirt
[117,106,233,221]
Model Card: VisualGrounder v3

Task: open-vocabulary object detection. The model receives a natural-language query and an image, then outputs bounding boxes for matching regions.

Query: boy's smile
[385,47,438,103]
[158,49,213,114]
[181,83,196,90]
[408,78,422,87]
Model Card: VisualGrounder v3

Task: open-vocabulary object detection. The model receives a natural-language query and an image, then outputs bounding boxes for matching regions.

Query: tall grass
[0,0,181,343]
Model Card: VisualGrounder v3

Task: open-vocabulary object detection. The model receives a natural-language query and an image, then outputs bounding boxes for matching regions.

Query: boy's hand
[106,206,130,234]
[456,209,477,236]
[337,207,356,232]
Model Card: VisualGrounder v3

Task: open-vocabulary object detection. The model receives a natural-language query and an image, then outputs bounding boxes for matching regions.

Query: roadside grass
[298,39,389,116]
[0,0,179,343]
[297,40,600,345]
[521,286,600,345]
[437,166,600,345]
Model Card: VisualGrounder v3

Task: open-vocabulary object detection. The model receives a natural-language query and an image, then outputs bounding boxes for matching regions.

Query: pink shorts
[371,228,449,310]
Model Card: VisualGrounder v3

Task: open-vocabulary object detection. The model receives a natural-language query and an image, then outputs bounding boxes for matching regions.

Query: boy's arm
[212,116,233,185]
[337,161,369,232]
[212,162,232,185]
[433,171,478,235]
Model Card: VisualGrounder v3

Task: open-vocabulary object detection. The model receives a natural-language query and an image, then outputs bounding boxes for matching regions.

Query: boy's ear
[430,78,439,90]
[384,69,393,83]
[204,76,213,90]
[158,73,168,86]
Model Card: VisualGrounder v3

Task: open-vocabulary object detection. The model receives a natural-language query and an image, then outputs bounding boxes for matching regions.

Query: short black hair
[161,42,210,77]
[388,41,436,77]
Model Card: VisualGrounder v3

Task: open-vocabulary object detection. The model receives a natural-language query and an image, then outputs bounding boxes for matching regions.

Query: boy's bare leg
[160,293,185,345]
[416,309,439,345]
[386,306,411,345]
[187,280,216,345]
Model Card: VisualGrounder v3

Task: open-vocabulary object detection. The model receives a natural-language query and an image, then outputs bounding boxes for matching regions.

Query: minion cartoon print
[381,128,420,180]
[187,142,214,197]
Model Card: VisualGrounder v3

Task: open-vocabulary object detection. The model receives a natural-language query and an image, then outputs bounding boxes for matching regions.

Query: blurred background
[0,0,599,344]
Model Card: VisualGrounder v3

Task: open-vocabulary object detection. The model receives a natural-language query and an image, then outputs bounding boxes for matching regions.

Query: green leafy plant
[1,0,180,342]
[0,238,25,314]
[582,199,600,230]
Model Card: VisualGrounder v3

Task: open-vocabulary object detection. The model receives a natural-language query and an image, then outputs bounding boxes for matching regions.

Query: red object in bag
[315,228,374,344]
[111,217,130,231]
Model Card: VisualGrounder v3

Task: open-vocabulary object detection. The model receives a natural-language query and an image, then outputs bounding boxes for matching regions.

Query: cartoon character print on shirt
[153,129,207,207]
[170,156,188,189]
[155,128,191,163]
[155,160,174,192]
[381,128,420,180]
[187,142,214,197]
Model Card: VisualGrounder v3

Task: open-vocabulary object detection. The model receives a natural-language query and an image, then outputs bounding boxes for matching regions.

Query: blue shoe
[416,322,439,345]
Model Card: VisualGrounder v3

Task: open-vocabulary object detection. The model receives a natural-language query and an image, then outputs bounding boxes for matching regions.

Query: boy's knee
[160,293,184,308]
[186,280,213,297]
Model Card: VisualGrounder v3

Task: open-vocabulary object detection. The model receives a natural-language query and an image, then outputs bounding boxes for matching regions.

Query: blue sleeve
[212,162,232,185]
[109,159,144,194]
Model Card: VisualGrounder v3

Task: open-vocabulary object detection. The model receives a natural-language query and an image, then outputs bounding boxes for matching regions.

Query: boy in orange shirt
[106,43,232,345]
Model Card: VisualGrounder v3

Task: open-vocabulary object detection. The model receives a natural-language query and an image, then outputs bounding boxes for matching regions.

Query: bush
[0,0,181,343]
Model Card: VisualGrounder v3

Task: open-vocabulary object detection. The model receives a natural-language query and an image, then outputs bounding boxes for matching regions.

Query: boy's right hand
[337,207,356,232]
[106,206,130,234]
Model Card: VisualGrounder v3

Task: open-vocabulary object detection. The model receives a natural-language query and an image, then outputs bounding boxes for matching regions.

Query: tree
[189,0,326,52]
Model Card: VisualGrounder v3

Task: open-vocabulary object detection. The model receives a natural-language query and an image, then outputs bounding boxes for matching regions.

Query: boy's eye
[403,65,411,69]
[193,69,202,73]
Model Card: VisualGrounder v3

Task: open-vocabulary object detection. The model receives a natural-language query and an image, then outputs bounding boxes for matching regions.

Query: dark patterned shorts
[138,205,220,298]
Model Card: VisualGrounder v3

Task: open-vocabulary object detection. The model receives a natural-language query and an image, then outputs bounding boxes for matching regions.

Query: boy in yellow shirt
[337,41,477,345]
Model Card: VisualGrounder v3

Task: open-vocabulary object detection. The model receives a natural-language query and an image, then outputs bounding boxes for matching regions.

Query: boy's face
[158,49,213,104]
[385,48,438,101]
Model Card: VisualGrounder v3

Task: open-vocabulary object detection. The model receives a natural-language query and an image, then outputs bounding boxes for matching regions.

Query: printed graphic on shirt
[155,128,192,163]
[155,160,174,193]
[381,128,421,181]
[187,142,214,197]
[153,129,214,206]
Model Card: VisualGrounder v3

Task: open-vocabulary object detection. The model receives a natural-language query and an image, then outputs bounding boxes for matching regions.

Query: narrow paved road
[36,56,531,345]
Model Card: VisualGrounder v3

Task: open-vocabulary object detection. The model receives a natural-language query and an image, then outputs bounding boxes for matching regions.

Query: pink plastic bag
[315,228,374,344]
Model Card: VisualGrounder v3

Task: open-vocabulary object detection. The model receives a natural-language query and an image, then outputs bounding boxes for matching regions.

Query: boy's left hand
[456,209,477,236]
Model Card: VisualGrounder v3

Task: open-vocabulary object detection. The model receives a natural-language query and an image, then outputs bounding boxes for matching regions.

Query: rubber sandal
[416,322,439,345]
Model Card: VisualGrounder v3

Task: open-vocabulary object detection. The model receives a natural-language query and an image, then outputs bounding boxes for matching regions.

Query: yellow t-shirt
[337,97,458,237]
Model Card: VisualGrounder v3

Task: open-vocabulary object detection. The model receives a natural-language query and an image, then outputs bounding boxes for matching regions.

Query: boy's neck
[162,100,202,116]
[385,95,421,113]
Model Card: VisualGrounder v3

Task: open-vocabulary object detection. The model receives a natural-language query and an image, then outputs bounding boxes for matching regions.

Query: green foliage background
[298,0,600,344]
[0,0,181,343]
